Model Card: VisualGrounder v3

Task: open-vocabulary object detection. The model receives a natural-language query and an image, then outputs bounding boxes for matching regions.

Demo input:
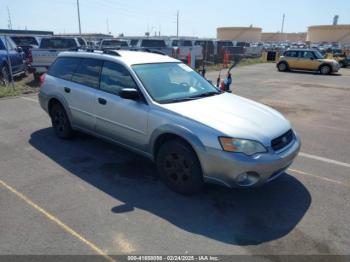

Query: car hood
[160,93,291,146]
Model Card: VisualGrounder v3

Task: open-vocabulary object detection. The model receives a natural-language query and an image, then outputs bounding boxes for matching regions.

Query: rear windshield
[194,41,214,47]
[11,36,38,46]
[102,40,128,47]
[40,38,78,49]
[141,40,166,48]
[172,40,193,47]
[77,38,86,46]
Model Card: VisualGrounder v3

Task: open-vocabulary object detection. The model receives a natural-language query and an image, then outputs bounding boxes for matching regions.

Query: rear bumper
[200,135,301,188]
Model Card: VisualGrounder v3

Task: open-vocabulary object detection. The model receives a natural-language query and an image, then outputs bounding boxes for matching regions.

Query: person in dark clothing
[223,72,232,92]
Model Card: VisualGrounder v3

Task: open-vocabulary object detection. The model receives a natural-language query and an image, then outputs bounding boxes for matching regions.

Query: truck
[168,39,203,64]
[31,37,81,80]
[10,35,42,65]
[135,39,174,57]
[0,36,26,86]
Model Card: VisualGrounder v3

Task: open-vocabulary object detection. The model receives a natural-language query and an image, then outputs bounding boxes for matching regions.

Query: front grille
[271,129,294,151]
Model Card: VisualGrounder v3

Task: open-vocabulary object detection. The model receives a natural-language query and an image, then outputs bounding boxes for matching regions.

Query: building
[0,29,53,35]
[57,33,113,41]
[217,27,262,42]
[307,25,350,44]
[261,32,307,42]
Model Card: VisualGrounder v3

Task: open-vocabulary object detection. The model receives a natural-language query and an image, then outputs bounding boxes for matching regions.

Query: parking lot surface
[1,64,350,256]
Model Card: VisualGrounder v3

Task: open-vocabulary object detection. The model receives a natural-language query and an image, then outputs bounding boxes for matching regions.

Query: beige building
[217,27,262,41]
[261,32,307,42]
[307,25,350,44]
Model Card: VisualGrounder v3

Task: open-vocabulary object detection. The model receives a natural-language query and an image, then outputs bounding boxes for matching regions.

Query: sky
[1,0,350,37]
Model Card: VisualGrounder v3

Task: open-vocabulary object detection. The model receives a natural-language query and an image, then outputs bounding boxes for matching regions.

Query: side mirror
[16,46,23,53]
[120,88,139,100]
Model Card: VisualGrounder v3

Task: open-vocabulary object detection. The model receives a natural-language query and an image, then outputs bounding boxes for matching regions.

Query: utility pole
[7,6,13,30]
[281,14,285,41]
[176,10,179,38]
[106,18,110,35]
[77,0,82,35]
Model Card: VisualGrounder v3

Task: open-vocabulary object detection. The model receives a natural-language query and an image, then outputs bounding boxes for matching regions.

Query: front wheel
[156,140,204,194]
[320,65,331,75]
[50,103,74,139]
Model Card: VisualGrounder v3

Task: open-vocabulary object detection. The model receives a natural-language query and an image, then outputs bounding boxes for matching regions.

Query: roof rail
[102,49,121,57]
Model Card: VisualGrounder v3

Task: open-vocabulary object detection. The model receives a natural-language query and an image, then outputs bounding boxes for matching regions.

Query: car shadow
[284,70,342,76]
[29,128,311,246]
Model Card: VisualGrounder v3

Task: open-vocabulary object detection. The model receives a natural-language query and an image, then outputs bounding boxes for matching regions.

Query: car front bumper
[199,135,301,188]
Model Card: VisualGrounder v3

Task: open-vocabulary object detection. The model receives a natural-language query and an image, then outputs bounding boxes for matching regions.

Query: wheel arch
[318,63,332,72]
[47,95,73,124]
[150,125,206,163]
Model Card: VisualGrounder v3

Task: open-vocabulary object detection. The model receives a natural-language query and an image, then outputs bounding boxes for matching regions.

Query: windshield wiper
[189,91,221,99]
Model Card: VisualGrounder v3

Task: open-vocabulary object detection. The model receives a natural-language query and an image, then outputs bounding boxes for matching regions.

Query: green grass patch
[0,85,24,98]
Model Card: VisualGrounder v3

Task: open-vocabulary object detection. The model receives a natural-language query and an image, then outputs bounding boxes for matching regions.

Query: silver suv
[39,50,301,194]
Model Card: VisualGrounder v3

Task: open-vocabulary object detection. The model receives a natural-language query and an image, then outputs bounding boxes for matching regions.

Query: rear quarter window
[48,57,81,80]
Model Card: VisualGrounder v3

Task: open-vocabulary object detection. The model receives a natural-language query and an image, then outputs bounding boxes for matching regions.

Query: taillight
[39,73,46,87]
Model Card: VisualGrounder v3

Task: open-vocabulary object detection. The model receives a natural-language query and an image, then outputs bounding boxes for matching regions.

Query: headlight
[219,137,267,156]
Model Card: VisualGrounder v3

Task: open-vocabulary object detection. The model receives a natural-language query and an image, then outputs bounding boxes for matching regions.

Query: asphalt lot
[0,63,350,257]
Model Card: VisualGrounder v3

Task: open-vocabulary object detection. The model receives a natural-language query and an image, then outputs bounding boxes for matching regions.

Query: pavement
[0,64,350,257]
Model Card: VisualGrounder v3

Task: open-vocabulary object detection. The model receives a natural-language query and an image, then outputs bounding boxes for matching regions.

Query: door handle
[98,98,107,105]
[64,87,71,93]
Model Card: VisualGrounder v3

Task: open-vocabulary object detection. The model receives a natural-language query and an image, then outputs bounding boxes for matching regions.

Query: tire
[320,65,331,75]
[338,61,344,68]
[156,139,204,194]
[0,65,10,86]
[50,103,74,139]
[277,62,288,72]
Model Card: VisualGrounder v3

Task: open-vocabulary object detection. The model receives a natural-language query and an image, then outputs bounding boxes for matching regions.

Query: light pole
[77,0,82,35]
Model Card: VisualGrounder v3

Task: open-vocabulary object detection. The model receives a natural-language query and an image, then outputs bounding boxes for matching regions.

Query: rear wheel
[156,140,204,194]
[320,65,331,75]
[277,62,288,72]
[0,66,10,86]
[50,103,74,139]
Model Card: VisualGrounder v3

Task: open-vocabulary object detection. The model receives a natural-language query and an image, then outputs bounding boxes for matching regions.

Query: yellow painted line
[0,179,116,262]
[289,168,349,187]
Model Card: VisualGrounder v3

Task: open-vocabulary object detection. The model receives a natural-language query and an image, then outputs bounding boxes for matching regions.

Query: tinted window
[299,51,315,59]
[100,62,138,95]
[141,40,166,48]
[285,51,298,57]
[0,38,5,50]
[40,38,78,49]
[77,38,86,46]
[71,59,103,88]
[11,36,38,46]
[48,57,81,80]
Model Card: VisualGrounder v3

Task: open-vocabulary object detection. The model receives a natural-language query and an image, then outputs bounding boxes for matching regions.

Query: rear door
[284,50,299,68]
[0,36,24,74]
[94,61,149,151]
[48,57,101,131]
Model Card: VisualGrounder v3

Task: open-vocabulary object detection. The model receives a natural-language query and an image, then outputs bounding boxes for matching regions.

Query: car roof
[58,50,180,66]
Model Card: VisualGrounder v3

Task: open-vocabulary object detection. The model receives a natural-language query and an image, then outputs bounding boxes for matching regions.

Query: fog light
[236,172,260,187]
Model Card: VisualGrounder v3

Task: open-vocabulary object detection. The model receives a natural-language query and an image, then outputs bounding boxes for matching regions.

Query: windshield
[314,51,324,59]
[132,63,221,103]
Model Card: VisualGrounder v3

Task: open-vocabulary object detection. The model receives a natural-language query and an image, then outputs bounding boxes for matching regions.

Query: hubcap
[53,110,67,133]
[164,152,191,186]
[279,64,286,71]
[321,67,330,74]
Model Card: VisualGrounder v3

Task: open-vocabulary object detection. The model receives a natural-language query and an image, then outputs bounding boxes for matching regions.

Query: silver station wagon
[39,50,301,194]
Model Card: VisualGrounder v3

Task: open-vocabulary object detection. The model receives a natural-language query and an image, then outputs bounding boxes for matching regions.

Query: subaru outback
[39,50,301,194]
